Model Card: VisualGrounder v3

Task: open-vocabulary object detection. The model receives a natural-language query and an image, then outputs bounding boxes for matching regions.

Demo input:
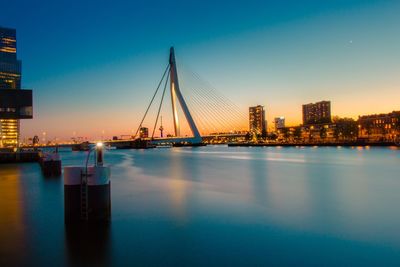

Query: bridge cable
[178,64,248,132]
[185,82,240,133]
[133,63,170,139]
[151,67,170,139]
[182,86,219,134]
[179,61,248,122]
[184,85,234,133]
[189,72,247,127]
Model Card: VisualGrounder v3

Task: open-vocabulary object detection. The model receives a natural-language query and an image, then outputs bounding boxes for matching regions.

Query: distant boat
[156,144,172,148]
[71,141,90,151]
[106,144,116,150]
[172,142,206,147]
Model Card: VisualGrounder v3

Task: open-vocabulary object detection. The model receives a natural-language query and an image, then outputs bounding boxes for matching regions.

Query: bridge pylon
[135,47,203,145]
[169,47,202,143]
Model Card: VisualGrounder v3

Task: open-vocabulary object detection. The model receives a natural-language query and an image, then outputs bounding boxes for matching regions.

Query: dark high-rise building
[0,26,32,148]
[0,27,21,89]
[249,105,266,135]
[302,100,331,125]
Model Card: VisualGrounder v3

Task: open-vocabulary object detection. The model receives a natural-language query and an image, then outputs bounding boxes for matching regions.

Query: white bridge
[135,47,202,145]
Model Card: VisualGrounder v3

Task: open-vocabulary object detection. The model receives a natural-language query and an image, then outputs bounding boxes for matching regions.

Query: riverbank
[228,141,399,147]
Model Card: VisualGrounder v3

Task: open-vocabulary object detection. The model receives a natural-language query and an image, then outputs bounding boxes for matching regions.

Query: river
[1,146,399,266]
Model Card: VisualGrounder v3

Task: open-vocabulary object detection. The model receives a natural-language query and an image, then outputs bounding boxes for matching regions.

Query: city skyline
[1,0,400,140]
[2,2,400,266]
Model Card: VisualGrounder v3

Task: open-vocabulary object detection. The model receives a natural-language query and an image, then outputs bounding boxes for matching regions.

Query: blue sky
[1,0,399,140]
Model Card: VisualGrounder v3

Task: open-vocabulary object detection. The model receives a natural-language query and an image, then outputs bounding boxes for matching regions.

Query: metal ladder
[80,172,89,220]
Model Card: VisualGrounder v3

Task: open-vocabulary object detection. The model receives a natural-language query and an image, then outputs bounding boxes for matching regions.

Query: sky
[1,0,399,141]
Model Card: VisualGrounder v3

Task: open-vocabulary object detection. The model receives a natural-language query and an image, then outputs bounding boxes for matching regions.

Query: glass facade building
[0,26,28,148]
[249,105,266,135]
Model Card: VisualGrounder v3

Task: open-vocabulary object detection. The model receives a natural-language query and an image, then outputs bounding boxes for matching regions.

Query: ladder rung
[80,182,88,220]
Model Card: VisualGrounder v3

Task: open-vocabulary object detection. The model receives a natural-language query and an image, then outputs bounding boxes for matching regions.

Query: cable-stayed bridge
[21,47,248,149]
[133,47,247,146]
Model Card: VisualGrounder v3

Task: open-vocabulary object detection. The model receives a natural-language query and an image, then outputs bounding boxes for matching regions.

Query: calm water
[1,146,400,266]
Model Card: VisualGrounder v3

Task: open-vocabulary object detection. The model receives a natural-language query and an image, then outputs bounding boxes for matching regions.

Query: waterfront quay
[2,136,396,164]
[0,150,39,163]
[228,140,399,148]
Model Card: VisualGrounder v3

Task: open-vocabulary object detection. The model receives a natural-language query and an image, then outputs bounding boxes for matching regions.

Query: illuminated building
[0,26,32,149]
[358,111,400,140]
[274,117,285,130]
[302,100,331,125]
[139,127,149,138]
[249,105,266,135]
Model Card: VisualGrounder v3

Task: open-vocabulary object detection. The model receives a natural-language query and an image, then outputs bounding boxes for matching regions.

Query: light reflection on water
[0,166,26,266]
[1,146,400,266]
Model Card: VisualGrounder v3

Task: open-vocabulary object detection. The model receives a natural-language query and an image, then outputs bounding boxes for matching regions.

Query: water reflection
[249,154,268,206]
[65,224,111,267]
[0,165,27,266]
[168,152,189,224]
